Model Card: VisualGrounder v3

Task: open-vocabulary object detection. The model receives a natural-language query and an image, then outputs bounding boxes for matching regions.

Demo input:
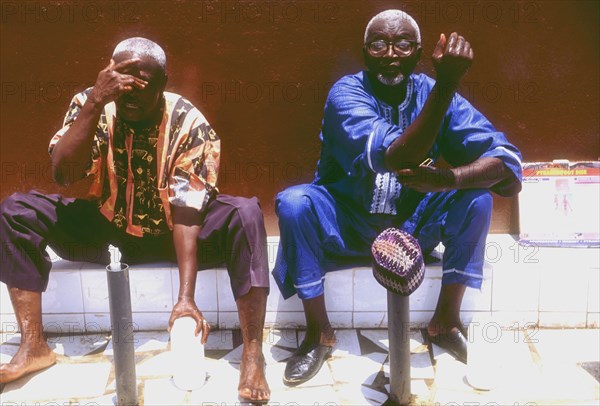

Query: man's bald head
[112,37,166,72]
[364,10,421,45]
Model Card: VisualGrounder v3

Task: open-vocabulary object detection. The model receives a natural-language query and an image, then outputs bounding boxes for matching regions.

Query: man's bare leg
[0,288,56,383]
[428,283,467,336]
[301,295,336,348]
[235,287,270,402]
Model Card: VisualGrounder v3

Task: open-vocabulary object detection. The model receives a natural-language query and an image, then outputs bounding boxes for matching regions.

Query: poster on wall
[519,160,600,247]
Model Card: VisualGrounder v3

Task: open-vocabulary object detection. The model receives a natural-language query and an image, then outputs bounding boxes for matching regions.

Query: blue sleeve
[321,78,400,175]
[439,93,523,196]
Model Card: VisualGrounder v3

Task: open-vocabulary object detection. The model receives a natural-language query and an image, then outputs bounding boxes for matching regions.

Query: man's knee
[231,196,265,229]
[275,184,315,222]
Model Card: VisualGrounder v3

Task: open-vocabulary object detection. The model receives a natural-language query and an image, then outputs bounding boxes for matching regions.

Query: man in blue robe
[273,9,523,385]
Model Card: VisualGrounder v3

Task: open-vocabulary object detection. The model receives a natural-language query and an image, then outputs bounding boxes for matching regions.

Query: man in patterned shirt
[0,38,270,402]
[273,10,523,385]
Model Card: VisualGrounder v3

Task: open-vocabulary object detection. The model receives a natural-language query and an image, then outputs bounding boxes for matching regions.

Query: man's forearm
[51,99,104,185]
[451,157,511,190]
[384,82,456,170]
[172,206,202,300]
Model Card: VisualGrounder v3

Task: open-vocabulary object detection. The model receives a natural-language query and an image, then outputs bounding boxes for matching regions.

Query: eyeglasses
[365,39,419,57]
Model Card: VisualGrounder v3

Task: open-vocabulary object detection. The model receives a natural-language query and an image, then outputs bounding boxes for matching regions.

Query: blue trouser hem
[441,269,483,289]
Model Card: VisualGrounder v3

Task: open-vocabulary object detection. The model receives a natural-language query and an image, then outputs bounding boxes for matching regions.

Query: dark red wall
[1,0,598,234]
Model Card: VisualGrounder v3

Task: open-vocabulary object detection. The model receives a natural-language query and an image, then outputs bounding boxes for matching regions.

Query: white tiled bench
[0,235,598,333]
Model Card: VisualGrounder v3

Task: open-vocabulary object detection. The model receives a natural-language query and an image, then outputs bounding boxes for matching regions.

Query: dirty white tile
[104,331,168,356]
[411,378,431,398]
[80,270,110,313]
[329,312,353,328]
[188,359,241,404]
[38,314,86,336]
[362,385,390,404]
[360,329,389,352]
[49,334,109,358]
[131,312,171,331]
[143,377,187,406]
[490,311,539,328]
[265,311,306,329]
[538,312,587,328]
[354,268,387,311]
[216,270,237,312]
[1,282,14,314]
[1,362,111,401]
[324,270,353,311]
[588,267,600,313]
[84,313,111,332]
[353,312,388,328]
[264,328,297,349]
[409,276,441,311]
[42,270,84,313]
[129,268,173,312]
[587,313,600,328]
[329,352,386,385]
[432,355,469,391]
[171,268,218,312]
[331,329,361,357]
[336,383,384,405]
[205,328,233,350]
[408,311,434,328]
[218,311,242,330]
[460,277,493,312]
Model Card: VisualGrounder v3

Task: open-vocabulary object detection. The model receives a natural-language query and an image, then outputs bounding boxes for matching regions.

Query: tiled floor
[1,327,598,405]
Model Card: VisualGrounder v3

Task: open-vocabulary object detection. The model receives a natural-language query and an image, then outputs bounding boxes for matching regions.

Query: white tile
[266,274,304,312]
[329,352,386,385]
[84,313,111,332]
[80,270,110,313]
[354,312,388,328]
[131,312,171,331]
[539,255,590,312]
[336,383,384,405]
[266,236,280,269]
[490,311,539,328]
[171,268,218,312]
[331,329,361,357]
[188,359,241,404]
[104,331,169,355]
[136,351,175,377]
[411,351,434,379]
[492,266,541,312]
[41,314,86,335]
[360,329,390,352]
[532,329,600,365]
[205,329,234,350]
[329,311,353,328]
[49,258,86,271]
[538,312,587,328]
[143,377,187,406]
[218,311,242,330]
[49,333,109,358]
[354,268,387,311]
[265,311,306,329]
[588,267,599,312]
[216,270,237,312]
[587,313,600,328]
[1,362,111,401]
[409,277,440,311]
[0,314,18,331]
[129,268,173,312]
[0,282,13,314]
[408,311,434,328]
[264,328,297,349]
[460,278,493,312]
[42,270,84,313]
[271,384,340,404]
[324,270,353,311]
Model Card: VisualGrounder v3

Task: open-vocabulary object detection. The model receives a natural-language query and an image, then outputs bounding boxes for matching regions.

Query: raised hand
[432,32,473,87]
[168,296,210,344]
[88,58,147,106]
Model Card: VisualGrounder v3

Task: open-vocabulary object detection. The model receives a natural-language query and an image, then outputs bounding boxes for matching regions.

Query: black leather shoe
[283,343,333,386]
[427,329,468,364]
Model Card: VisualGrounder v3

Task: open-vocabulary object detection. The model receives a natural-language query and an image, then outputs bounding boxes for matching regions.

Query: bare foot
[238,341,270,403]
[0,343,57,383]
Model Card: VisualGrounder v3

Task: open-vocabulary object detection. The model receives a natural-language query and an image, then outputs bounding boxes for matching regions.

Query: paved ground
[1,327,598,405]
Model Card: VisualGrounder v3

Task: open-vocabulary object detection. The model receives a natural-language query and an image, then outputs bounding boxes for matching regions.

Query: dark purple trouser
[0,190,269,300]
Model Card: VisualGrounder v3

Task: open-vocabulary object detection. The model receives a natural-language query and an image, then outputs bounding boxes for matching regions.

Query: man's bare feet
[0,343,57,383]
[238,341,270,403]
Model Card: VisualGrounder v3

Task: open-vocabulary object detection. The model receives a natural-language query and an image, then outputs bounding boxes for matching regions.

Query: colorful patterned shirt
[49,88,220,237]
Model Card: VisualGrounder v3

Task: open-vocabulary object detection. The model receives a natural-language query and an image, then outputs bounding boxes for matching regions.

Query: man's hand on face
[397,165,457,193]
[88,58,148,106]
[168,297,210,344]
[432,32,473,87]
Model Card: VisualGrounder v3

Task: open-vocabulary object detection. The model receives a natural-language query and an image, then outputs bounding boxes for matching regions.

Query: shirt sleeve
[322,78,402,175]
[439,93,523,196]
[48,89,101,177]
[168,114,220,213]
